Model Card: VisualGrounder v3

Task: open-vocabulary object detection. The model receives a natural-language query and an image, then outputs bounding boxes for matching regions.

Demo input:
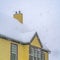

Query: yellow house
[0,11,50,60]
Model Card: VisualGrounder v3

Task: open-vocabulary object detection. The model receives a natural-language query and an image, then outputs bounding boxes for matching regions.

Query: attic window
[29,47,41,60]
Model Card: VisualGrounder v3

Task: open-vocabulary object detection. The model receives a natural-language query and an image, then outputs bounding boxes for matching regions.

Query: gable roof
[30,32,43,47]
[0,31,35,43]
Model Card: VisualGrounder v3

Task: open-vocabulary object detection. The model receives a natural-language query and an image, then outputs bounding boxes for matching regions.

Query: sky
[0,0,60,60]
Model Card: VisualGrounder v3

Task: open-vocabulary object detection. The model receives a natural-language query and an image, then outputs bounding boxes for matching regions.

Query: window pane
[30,47,34,56]
[11,44,17,60]
[34,49,37,57]
[37,49,41,58]
[34,57,37,60]
[11,53,16,60]
[42,52,45,60]
[37,58,39,60]
[11,44,17,54]
[30,55,33,60]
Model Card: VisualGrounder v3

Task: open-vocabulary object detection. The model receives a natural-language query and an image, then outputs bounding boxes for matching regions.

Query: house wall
[44,52,48,60]
[0,38,49,60]
[0,38,29,60]
[18,45,29,60]
[0,38,11,60]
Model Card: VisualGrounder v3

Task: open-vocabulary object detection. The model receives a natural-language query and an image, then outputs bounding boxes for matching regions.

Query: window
[37,49,41,60]
[29,47,41,60]
[11,44,18,60]
[30,47,34,60]
[41,51,45,60]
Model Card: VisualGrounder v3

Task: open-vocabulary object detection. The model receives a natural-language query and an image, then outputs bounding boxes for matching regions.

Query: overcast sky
[0,0,60,60]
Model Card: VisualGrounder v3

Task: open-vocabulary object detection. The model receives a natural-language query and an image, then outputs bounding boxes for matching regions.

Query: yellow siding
[0,38,29,60]
[18,44,29,60]
[44,52,48,60]
[31,36,42,48]
[0,38,11,60]
[11,42,29,60]
[18,44,22,60]
[13,13,23,23]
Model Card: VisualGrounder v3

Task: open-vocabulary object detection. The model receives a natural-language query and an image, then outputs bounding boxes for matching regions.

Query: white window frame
[11,44,18,60]
[29,47,42,60]
[41,51,45,60]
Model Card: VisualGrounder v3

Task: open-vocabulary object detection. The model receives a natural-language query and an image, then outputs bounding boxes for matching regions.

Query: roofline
[41,48,51,53]
[0,34,30,45]
[0,32,37,45]
[0,33,51,53]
